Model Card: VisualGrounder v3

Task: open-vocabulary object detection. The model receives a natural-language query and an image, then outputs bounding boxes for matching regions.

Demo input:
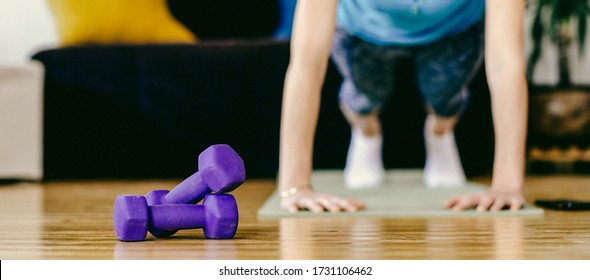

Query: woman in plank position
[278,0,528,212]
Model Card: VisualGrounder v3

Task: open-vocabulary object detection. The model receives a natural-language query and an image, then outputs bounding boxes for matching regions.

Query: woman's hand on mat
[444,189,525,212]
[280,189,365,213]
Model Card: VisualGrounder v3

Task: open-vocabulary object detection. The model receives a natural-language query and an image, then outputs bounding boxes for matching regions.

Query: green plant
[527,0,590,86]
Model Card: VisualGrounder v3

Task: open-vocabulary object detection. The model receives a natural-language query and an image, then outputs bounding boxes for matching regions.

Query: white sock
[344,128,385,189]
[423,118,466,188]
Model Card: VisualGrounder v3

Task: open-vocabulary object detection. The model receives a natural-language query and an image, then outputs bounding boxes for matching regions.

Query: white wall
[0,0,59,64]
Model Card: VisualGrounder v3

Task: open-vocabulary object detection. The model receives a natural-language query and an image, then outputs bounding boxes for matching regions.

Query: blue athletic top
[337,0,485,46]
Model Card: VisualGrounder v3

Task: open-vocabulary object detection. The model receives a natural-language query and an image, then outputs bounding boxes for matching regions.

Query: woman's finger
[489,197,507,211]
[453,195,477,211]
[476,194,494,212]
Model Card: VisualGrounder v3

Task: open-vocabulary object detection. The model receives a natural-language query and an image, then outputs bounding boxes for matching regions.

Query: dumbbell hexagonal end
[203,194,239,239]
[198,144,246,193]
[113,195,149,242]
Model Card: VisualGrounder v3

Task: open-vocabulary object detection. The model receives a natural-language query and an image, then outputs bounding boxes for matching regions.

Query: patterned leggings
[331,20,484,117]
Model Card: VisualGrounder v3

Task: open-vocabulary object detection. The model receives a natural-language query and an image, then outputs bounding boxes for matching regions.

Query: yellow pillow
[48,0,196,46]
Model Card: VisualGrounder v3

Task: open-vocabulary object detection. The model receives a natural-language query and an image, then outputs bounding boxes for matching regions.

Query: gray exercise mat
[257,170,544,218]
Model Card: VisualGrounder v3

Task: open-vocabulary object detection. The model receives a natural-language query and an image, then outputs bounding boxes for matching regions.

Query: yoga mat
[258,170,544,218]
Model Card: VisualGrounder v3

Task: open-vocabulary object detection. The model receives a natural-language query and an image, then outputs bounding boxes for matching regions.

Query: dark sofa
[32,1,495,180]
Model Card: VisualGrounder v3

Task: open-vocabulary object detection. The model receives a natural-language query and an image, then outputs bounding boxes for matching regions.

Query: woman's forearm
[278,64,323,191]
[487,70,528,191]
[278,0,339,192]
[485,0,528,191]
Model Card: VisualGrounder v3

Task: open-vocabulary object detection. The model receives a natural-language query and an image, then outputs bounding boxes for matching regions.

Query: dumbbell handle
[163,172,210,204]
[150,204,205,230]
[148,194,239,239]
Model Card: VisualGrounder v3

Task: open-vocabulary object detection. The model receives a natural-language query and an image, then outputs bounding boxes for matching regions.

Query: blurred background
[0,0,589,182]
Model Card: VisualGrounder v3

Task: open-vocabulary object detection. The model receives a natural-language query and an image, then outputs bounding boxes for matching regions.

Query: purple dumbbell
[113,194,239,241]
[149,144,246,205]
[144,144,245,237]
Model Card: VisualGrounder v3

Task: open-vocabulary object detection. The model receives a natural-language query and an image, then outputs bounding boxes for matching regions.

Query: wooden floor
[1,174,590,260]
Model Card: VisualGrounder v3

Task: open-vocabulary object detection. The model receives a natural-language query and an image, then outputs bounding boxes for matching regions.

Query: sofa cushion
[48,0,195,46]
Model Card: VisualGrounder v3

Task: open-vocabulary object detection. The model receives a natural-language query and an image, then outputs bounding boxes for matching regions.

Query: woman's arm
[278,0,364,212]
[445,0,528,211]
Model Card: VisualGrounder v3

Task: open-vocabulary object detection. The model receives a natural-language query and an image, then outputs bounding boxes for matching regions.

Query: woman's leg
[340,102,384,189]
[415,22,484,188]
[339,101,381,137]
[423,111,466,188]
[331,26,405,188]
